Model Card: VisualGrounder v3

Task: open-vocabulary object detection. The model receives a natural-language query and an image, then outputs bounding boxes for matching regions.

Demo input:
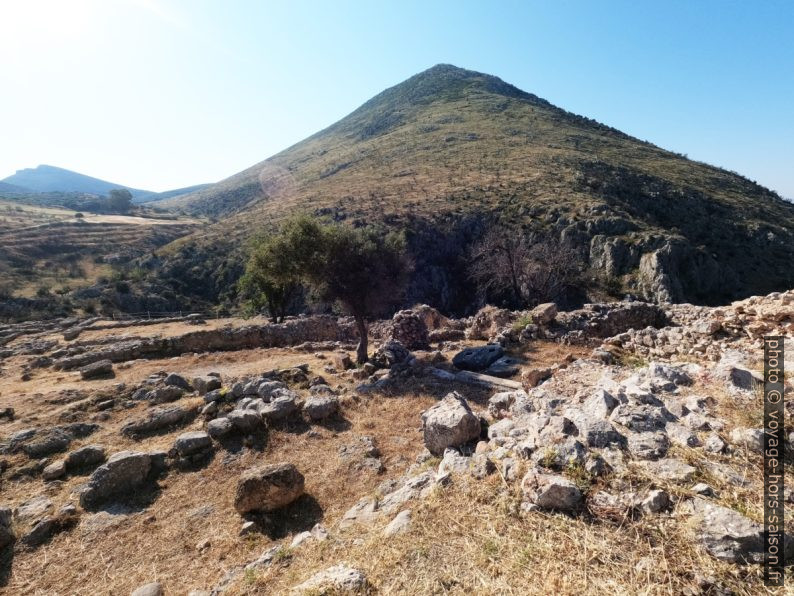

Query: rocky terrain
[0,291,791,594]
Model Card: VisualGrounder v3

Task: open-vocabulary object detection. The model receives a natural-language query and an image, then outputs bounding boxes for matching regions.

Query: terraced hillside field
[0,201,199,297]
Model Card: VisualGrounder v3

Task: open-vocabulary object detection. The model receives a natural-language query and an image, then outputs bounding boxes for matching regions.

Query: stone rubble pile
[601,289,794,362]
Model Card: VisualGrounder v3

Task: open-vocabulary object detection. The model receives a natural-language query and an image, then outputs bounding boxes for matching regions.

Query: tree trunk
[355,315,368,364]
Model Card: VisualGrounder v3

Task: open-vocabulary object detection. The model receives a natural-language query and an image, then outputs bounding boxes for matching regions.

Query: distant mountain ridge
[1,165,210,204]
[2,164,152,201]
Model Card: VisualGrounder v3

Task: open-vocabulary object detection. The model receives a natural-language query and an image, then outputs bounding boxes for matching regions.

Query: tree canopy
[240,216,410,362]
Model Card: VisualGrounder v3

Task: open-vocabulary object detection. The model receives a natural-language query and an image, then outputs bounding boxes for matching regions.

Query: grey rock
[292,564,368,594]
[192,376,221,395]
[582,389,619,419]
[485,356,520,378]
[65,445,106,472]
[121,405,196,438]
[258,394,298,422]
[684,498,793,564]
[203,389,224,403]
[207,417,233,439]
[627,431,670,460]
[21,428,72,458]
[581,420,625,448]
[18,517,57,549]
[42,460,66,480]
[131,582,163,596]
[487,418,515,440]
[521,469,582,512]
[164,373,192,390]
[174,431,212,456]
[704,433,726,454]
[80,359,113,380]
[488,390,524,419]
[644,458,697,483]
[691,482,715,497]
[146,386,184,404]
[421,392,481,455]
[610,404,668,433]
[470,453,496,479]
[531,438,587,470]
[452,344,504,372]
[302,396,339,421]
[640,489,670,514]
[79,451,152,508]
[729,428,764,453]
[256,380,286,399]
[15,495,53,521]
[383,509,412,537]
[665,422,701,448]
[648,362,692,386]
[234,462,305,514]
[227,409,263,433]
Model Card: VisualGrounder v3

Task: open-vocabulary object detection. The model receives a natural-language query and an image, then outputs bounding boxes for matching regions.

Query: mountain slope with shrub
[156,64,794,311]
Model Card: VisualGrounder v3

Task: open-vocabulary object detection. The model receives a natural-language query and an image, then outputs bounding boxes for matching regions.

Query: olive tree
[243,216,410,363]
[238,232,301,323]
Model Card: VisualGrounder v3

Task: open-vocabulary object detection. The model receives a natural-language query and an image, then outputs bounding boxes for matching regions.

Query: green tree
[107,188,133,213]
[243,216,410,363]
[238,232,301,323]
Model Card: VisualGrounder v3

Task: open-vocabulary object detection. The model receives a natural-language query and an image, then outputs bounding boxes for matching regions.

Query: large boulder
[420,392,481,455]
[234,463,305,514]
[452,344,504,372]
[79,451,152,508]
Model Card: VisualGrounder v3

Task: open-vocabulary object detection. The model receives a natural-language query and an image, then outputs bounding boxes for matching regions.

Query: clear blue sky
[1,0,792,197]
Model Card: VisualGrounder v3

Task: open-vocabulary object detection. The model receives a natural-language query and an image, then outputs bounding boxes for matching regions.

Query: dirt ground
[0,318,591,595]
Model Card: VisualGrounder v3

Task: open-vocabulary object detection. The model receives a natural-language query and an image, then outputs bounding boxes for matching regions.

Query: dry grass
[2,326,792,594]
[230,475,788,595]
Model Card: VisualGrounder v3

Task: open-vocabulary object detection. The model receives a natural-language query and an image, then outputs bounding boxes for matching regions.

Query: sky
[1,0,793,197]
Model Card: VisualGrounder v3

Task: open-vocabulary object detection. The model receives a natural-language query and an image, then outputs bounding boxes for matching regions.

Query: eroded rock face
[421,392,481,455]
[78,451,153,508]
[234,463,305,514]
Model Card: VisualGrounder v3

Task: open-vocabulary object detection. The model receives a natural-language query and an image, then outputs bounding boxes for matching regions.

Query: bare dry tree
[468,225,582,308]
[468,226,529,306]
